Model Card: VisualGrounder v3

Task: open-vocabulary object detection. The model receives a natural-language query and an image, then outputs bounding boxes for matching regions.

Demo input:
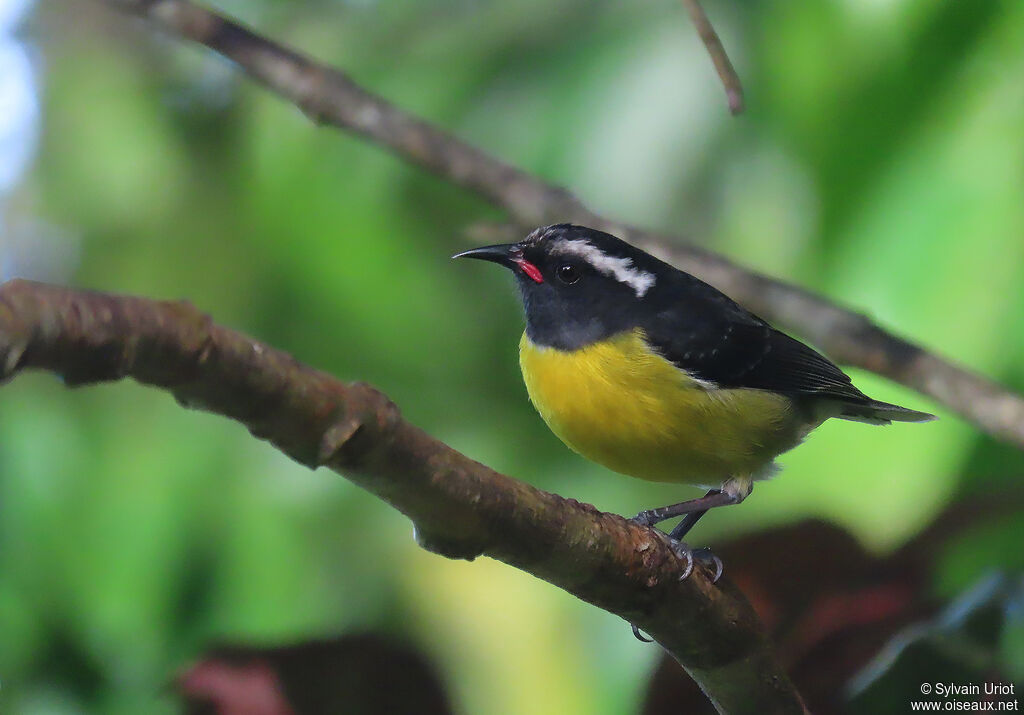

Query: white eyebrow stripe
[549,239,656,297]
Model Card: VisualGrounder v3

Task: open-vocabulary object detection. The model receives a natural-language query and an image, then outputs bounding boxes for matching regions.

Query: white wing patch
[550,239,656,297]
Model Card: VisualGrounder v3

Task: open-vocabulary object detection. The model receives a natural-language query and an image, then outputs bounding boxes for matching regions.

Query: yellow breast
[519,329,802,484]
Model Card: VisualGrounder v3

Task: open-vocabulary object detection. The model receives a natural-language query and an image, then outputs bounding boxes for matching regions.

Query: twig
[681,0,744,114]
[100,1,1024,446]
[0,279,808,714]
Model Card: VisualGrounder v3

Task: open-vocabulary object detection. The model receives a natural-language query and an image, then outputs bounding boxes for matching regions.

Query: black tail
[838,399,936,426]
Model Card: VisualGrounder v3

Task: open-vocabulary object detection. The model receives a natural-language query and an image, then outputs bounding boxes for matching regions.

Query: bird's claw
[631,546,723,643]
[631,512,724,582]
[671,541,695,580]
[672,543,723,583]
[631,624,653,643]
[630,542,722,644]
[692,547,724,583]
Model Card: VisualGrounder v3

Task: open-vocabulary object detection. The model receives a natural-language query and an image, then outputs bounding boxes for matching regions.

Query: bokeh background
[1,0,1023,712]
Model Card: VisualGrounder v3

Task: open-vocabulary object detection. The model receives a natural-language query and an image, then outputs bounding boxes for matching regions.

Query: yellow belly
[519,330,804,485]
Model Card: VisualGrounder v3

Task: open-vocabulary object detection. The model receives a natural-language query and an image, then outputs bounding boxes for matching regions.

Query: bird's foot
[691,547,724,583]
[630,509,662,528]
[671,541,723,583]
[630,545,724,644]
[630,511,724,582]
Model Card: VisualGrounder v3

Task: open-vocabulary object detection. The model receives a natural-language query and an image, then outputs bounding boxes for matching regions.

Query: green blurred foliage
[1,0,1022,712]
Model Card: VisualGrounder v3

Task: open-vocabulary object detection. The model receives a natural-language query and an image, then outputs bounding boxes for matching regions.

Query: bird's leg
[666,509,724,581]
[667,507,710,542]
[631,488,737,528]
[664,500,724,583]
[628,486,741,639]
[633,476,752,528]
[631,479,752,587]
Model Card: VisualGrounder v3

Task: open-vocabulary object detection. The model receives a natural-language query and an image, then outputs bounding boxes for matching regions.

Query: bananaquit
[454,224,934,563]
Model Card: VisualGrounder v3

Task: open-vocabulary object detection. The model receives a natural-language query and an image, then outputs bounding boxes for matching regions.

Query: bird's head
[454,224,665,350]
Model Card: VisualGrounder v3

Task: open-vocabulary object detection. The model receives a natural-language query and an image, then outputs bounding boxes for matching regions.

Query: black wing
[640,279,870,404]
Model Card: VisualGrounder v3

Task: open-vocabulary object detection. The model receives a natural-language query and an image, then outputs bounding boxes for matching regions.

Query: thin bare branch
[0,279,808,715]
[100,1,1024,446]
[681,0,745,114]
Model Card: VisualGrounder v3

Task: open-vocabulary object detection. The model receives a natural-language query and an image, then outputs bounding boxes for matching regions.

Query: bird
[454,224,934,579]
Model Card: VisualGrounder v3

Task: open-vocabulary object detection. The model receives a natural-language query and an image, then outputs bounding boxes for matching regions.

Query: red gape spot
[516,260,544,284]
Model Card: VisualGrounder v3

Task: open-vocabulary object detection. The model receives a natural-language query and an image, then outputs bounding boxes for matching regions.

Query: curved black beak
[452,243,517,268]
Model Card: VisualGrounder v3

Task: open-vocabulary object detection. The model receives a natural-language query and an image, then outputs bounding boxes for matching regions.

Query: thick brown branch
[0,279,807,714]
[681,0,744,114]
[102,2,1024,445]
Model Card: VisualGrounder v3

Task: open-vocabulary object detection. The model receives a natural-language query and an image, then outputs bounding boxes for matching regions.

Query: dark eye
[557,264,580,284]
